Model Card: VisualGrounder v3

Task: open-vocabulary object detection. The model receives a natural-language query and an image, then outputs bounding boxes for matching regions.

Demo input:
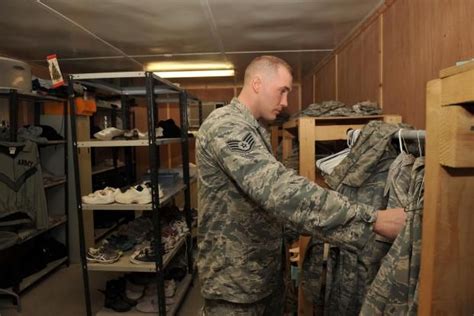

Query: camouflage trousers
[200,286,284,316]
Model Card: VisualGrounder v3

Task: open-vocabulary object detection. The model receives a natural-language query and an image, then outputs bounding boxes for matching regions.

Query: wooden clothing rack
[280,114,402,316]
[419,62,474,314]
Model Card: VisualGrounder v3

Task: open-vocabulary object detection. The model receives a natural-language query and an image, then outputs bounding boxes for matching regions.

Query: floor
[0,264,203,316]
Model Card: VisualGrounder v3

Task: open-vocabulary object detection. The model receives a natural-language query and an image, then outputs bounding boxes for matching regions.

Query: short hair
[244,55,292,84]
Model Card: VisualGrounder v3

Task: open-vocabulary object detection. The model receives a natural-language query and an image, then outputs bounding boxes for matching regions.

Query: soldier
[196,55,406,316]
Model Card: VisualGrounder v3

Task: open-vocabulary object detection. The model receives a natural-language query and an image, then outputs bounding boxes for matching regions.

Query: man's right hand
[373,208,407,241]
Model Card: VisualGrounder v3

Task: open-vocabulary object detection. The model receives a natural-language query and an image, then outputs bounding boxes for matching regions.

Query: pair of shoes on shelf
[94,127,124,140]
[82,187,119,204]
[87,245,122,264]
[82,183,163,205]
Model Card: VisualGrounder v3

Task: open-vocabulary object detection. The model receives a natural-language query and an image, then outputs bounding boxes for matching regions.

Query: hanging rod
[392,129,426,140]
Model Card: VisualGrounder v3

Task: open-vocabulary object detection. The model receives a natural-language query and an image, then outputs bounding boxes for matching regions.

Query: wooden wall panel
[383,0,474,128]
[186,88,235,103]
[314,57,336,102]
[338,18,380,106]
[287,84,301,115]
[301,74,314,107]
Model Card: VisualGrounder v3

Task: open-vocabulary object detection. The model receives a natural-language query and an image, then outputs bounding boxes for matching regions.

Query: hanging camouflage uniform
[303,121,408,315]
[360,157,425,315]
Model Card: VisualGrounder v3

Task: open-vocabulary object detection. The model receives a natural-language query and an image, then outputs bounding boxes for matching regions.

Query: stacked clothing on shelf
[0,235,67,288]
[0,124,63,144]
[291,100,382,119]
[0,140,48,229]
[301,121,426,315]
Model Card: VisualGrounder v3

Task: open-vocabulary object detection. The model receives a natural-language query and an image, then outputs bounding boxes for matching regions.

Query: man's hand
[373,208,407,241]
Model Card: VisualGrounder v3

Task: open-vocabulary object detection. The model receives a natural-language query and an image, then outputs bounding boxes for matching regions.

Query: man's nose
[281,94,288,107]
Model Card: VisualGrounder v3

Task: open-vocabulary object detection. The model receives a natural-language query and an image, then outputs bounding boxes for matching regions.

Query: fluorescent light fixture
[146,61,233,71]
[154,69,235,78]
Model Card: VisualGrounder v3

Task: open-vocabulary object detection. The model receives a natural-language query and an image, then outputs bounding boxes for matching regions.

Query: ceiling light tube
[154,69,235,78]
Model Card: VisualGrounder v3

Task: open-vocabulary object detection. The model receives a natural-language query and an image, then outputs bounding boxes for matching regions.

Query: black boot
[101,279,132,312]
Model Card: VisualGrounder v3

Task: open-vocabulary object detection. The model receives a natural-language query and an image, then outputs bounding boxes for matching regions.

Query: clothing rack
[392,129,426,140]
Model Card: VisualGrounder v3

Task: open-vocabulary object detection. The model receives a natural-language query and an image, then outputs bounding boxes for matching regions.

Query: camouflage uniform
[308,121,407,315]
[196,98,378,315]
[384,152,416,209]
[291,100,381,119]
[360,157,425,315]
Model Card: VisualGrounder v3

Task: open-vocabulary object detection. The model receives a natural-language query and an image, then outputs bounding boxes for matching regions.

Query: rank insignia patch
[226,133,256,153]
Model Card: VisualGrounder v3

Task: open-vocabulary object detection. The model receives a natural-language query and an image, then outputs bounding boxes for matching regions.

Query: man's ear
[252,76,262,93]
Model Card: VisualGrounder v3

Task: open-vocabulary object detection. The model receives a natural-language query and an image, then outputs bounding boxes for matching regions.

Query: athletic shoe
[130,245,155,264]
[141,127,164,139]
[82,187,119,204]
[145,280,176,298]
[126,280,144,300]
[87,246,122,264]
[141,181,164,199]
[123,128,146,140]
[115,185,152,204]
[136,297,169,313]
[94,127,124,140]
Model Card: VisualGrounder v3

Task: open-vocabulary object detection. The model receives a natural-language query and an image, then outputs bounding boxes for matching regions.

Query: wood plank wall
[144,83,301,168]
[303,0,474,128]
[314,57,337,103]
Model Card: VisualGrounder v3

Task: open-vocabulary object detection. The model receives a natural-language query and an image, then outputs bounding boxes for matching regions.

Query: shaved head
[244,55,292,85]
[238,55,293,121]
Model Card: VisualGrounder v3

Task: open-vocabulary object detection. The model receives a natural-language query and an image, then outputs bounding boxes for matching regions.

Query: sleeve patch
[226,133,256,153]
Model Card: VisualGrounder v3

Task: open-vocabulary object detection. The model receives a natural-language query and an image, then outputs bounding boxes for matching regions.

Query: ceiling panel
[209,0,382,51]
[0,0,382,81]
[0,0,121,60]
[225,51,330,82]
[43,0,220,55]
[54,57,142,74]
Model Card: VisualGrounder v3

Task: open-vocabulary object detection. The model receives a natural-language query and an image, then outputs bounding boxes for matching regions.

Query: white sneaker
[126,280,144,300]
[93,127,124,140]
[115,185,152,204]
[141,181,164,199]
[141,127,164,139]
[123,128,146,140]
[144,279,176,298]
[136,297,170,313]
[82,187,119,204]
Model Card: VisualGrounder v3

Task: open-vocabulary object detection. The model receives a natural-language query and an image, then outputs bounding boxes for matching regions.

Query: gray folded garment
[0,231,18,250]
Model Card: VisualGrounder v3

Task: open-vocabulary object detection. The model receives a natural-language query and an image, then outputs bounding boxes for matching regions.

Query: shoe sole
[87,256,120,264]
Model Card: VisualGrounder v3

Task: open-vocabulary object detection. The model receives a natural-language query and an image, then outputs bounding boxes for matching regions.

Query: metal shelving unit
[78,137,183,148]
[0,89,69,301]
[69,71,198,316]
